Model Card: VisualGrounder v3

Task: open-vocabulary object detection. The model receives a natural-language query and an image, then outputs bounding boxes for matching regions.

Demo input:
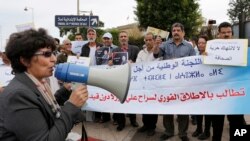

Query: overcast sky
[0,0,230,49]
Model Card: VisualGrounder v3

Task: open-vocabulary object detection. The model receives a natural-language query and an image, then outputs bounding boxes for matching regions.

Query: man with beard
[81,28,102,66]
[153,23,195,141]
[80,28,102,122]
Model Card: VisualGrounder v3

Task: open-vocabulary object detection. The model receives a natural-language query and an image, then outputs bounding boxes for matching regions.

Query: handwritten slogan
[204,39,248,66]
[83,55,250,115]
[67,56,90,66]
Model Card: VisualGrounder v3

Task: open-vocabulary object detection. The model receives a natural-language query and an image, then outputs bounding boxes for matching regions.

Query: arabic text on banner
[83,53,250,115]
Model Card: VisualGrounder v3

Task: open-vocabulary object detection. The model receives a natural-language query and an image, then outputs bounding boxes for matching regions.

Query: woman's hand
[68,85,88,108]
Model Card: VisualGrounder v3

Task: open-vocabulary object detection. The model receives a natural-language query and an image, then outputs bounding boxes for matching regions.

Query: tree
[134,0,203,38]
[227,0,250,38]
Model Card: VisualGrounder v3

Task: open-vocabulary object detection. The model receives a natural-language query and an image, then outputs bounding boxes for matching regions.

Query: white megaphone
[54,63,131,103]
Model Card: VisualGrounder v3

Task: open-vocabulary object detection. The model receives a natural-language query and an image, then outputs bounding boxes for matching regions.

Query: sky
[0,0,230,49]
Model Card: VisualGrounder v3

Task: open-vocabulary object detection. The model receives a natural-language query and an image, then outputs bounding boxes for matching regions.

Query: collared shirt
[158,39,196,60]
[136,48,159,63]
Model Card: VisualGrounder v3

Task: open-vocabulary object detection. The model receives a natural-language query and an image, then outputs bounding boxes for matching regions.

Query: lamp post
[76,0,93,32]
[24,6,34,26]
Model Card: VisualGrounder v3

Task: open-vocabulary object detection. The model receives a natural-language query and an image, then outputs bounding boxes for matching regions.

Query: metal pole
[89,15,90,27]
[77,0,80,33]
[24,7,34,27]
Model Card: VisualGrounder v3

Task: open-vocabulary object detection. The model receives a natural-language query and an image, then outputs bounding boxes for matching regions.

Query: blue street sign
[55,15,99,27]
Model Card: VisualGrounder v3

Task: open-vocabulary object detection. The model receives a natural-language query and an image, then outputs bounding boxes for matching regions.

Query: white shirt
[89,46,96,66]
[136,48,159,63]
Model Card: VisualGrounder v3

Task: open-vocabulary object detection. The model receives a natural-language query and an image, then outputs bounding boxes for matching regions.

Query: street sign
[55,15,99,27]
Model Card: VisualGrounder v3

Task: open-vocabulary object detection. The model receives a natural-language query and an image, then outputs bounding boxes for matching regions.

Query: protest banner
[82,52,250,115]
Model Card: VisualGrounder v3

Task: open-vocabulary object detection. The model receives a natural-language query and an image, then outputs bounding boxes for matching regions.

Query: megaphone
[54,63,131,103]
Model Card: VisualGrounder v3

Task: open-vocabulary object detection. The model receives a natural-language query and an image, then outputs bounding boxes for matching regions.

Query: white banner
[82,55,250,114]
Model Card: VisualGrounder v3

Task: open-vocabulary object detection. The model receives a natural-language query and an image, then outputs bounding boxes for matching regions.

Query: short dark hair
[172,23,185,32]
[145,32,154,38]
[54,38,60,44]
[218,22,232,32]
[75,33,83,38]
[5,28,56,74]
[198,34,209,42]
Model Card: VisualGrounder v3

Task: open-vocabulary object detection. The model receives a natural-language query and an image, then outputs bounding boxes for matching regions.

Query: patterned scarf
[25,72,61,118]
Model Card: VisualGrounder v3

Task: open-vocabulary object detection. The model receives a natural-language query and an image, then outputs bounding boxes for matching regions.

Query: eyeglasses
[34,51,56,57]
[65,43,72,45]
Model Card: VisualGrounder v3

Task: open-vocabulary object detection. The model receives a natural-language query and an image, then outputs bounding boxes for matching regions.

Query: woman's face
[198,38,207,53]
[26,48,56,81]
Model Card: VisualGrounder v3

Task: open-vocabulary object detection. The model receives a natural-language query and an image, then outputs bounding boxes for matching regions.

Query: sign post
[55,15,99,27]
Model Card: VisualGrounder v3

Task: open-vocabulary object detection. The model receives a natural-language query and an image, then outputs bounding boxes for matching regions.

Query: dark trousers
[211,115,225,141]
[95,112,110,121]
[115,113,136,127]
[196,115,212,133]
[227,115,245,127]
[211,115,245,141]
[228,115,245,141]
[142,114,158,129]
[163,115,189,137]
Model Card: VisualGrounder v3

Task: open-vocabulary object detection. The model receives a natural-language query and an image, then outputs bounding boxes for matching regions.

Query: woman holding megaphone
[0,28,88,141]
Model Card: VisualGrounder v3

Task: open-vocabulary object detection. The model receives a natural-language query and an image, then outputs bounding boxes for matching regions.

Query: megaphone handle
[71,82,88,109]
[71,82,85,90]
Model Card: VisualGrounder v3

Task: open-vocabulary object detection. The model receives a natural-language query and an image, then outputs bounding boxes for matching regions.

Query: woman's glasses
[34,51,56,57]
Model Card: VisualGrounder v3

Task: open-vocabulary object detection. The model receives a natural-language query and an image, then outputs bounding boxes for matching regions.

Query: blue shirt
[158,39,196,60]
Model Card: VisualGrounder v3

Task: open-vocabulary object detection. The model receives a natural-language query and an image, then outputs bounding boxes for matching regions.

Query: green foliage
[106,29,120,46]
[128,36,144,50]
[228,0,250,38]
[227,0,250,23]
[134,0,203,38]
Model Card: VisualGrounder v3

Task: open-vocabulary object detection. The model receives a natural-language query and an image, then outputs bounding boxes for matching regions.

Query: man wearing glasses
[56,39,75,64]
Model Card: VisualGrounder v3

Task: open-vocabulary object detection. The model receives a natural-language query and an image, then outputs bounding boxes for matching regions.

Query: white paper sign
[67,56,90,66]
[16,23,34,32]
[0,65,14,87]
[71,41,88,55]
[146,26,170,39]
[204,39,248,66]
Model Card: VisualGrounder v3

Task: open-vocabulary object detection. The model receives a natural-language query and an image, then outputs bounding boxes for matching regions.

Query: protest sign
[204,39,248,66]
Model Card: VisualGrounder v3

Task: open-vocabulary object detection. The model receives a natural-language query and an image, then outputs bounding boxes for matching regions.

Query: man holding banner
[136,32,159,136]
[209,22,246,141]
[153,23,195,141]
